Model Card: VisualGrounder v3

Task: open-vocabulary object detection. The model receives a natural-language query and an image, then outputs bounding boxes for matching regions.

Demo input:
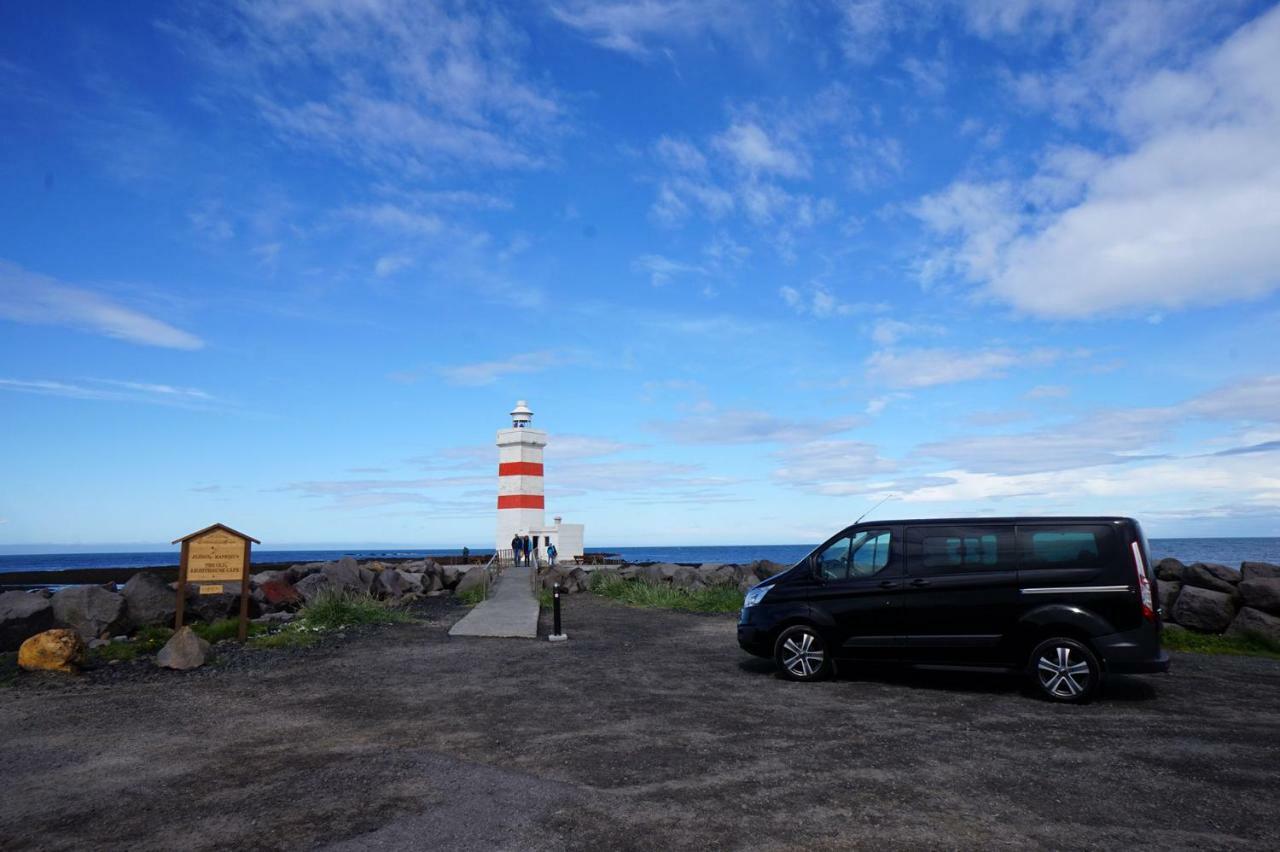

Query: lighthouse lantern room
[495,400,585,560]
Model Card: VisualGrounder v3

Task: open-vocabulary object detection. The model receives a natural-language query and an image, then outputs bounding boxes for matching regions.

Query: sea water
[1,538,1278,573]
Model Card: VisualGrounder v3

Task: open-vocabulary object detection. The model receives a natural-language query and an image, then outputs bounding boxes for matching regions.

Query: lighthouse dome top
[510,399,533,427]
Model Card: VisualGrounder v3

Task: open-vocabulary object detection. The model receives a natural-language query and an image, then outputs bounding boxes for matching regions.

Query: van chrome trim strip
[1020,585,1130,595]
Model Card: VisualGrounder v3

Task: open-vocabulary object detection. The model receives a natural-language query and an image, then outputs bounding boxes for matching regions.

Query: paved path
[448,562,540,638]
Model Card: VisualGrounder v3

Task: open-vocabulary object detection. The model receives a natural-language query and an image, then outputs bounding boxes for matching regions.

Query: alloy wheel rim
[1037,645,1091,697]
[782,631,824,677]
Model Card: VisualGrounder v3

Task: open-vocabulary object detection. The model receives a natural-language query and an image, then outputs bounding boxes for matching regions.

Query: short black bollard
[549,581,568,642]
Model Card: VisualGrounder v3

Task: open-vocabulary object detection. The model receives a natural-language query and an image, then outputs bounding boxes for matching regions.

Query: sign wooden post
[172,523,261,642]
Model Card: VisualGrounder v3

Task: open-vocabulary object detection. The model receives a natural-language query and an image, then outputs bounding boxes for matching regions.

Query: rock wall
[1157,558,1280,646]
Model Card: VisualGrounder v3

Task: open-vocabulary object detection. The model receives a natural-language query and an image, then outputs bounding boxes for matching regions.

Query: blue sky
[2,0,1279,548]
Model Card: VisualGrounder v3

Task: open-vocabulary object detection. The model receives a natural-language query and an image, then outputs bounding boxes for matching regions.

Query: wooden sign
[172,523,261,642]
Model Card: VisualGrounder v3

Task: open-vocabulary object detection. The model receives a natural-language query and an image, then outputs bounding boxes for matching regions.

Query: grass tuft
[191,618,265,644]
[248,624,318,650]
[297,591,414,630]
[456,585,487,606]
[590,573,744,614]
[134,625,174,652]
[1163,627,1280,660]
[90,641,139,663]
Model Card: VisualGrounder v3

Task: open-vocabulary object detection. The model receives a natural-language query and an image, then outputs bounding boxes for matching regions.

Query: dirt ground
[2,594,1278,851]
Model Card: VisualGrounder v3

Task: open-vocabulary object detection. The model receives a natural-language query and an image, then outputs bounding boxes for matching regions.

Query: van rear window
[921,534,998,569]
[1019,526,1115,570]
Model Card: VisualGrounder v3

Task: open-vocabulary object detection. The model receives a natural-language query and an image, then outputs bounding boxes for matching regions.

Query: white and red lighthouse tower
[494,400,584,560]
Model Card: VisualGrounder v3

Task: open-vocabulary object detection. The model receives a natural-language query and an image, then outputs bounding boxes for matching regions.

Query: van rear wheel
[1030,638,1100,704]
[774,625,832,682]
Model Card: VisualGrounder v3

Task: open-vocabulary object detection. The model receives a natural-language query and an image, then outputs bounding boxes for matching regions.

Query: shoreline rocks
[18,628,86,673]
[1,591,55,652]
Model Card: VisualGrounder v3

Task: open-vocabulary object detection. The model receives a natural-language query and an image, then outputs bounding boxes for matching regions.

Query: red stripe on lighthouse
[498,494,545,509]
[498,462,544,476]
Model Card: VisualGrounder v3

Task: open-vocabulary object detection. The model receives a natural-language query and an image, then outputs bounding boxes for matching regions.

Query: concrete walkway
[448,562,540,638]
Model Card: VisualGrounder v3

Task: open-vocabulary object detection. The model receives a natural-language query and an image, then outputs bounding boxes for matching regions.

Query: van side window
[906,526,1014,575]
[815,529,893,581]
[1018,525,1115,570]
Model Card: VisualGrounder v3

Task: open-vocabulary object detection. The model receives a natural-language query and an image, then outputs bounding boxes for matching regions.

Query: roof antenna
[855,494,895,524]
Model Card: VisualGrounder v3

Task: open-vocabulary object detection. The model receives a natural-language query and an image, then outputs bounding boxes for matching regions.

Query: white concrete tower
[495,400,547,551]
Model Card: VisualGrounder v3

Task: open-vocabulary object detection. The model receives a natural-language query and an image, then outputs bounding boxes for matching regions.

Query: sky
[1,0,1279,549]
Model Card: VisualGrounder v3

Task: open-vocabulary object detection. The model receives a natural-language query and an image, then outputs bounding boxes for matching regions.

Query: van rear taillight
[1131,541,1155,621]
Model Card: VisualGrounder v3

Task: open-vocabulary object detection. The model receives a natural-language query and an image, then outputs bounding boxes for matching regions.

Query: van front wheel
[774,625,832,682]
[1029,637,1100,704]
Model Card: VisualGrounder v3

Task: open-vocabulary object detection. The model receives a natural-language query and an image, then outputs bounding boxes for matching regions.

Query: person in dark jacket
[511,534,522,565]
[523,534,532,565]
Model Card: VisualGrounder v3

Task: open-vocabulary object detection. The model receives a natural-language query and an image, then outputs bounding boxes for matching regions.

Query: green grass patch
[191,618,265,644]
[456,585,487,606]
[134,625,174,653]
[297,591,414,630]
[90,641,139,664]
[247,624,318,650]
[1163,627,1280,660]
[590,573,744,614]
[537,588,554,609]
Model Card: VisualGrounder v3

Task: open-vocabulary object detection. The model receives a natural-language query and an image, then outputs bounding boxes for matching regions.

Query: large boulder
[751,560,786,580]
[1155,558,1188,583]
[399,571,424,595]
[286,563,325,583]
[671,566,704,590]
[294,572,334,603]
[440,565,464,590]
[635,564,665,585]
[1172,586,1237,633]
[372,569,408,599]
[322,556,373,595]
[738,574,760,594]
[156,626,211,670]
[1158,581,1182,621]
[704,564,742,587]
[1241,561,1280,582]
[566,568,590,593]
[454,567,490,596]
[1238,578,1280,616]
[540,565,571,592]
[121,572,176,629]
[183,584,250,623]
[0,591,55,651]
[1225,607,1280,647]
[51,585,128,640]
[18,628,86,673]
[1183,562,1240,595]
[250,570,288,588]
[257,578,302,610]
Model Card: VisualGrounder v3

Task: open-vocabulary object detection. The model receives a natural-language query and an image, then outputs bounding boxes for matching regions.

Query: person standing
[523,534,532,566]
[548,542,558,567]
[511,533,522,565]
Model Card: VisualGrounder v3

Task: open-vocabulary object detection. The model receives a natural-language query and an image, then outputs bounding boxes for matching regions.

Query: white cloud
[0,261,203,350]
[866,347,1064,388]
[651,408,863,445]
[870,318,942,346]
[772,439,898,495]
[915,6,1280,318]
[436,350,565,386]
[713,122,807,178]
[0,378,217,407]
[343,204,443,236]
[374,254,415,278]
[172,1,563,175]
[548,1,749,58]
[632,254,705,287]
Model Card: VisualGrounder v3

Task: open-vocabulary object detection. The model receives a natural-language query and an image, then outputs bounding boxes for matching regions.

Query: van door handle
[909,578,930,587]
[879,580,896,589]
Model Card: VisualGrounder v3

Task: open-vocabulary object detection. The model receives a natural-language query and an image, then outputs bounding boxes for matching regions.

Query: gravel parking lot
[2,594,1278,851]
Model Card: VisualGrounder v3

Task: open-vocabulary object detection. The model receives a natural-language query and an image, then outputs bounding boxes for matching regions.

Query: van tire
[774,625,832,682]
[1029,637,1100,704]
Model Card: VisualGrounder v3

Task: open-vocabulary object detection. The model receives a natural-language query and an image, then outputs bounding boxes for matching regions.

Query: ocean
[1,538,1278,574]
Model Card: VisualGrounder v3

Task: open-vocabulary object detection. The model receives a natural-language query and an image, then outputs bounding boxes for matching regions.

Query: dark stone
[1172,586,1237,633]
[322,556,372,595]
[1154,558,1188,583]
[121,572,177,630]
[372,569,408,599]
[0,591,55,651]
[294,572,333,603]
[752,560,786,580]
[1183,562,1240,595]
[1238,578,1280,615]
[1158,581,1182,621]
[51,585,128,640]
[672,566,703,589]
[635,565,665,585]
[454,567,490,596]
[1241,561,1280,581]
[183,583,256,623]
[1224,607,1280,647]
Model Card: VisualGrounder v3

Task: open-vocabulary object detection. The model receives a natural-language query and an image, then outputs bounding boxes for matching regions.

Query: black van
[737,517,1168,703]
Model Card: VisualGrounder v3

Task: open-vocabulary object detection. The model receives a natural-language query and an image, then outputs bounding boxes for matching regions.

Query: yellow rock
[18,628,86,674]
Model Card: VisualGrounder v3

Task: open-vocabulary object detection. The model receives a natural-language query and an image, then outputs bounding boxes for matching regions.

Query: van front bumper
[737,624,772,658]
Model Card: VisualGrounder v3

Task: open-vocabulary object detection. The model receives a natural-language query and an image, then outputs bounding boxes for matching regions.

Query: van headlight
[742,585,772,608]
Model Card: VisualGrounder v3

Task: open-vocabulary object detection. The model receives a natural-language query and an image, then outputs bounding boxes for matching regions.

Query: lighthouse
[494,400,585,560]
